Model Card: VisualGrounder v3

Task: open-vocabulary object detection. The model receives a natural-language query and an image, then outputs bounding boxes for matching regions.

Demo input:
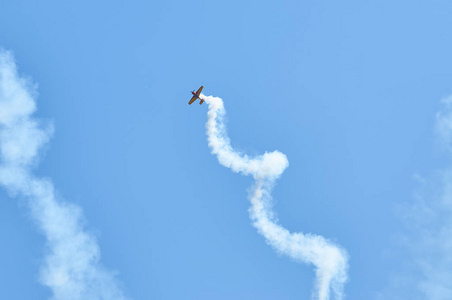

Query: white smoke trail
[204,95,348,300]
[0,50,127,300]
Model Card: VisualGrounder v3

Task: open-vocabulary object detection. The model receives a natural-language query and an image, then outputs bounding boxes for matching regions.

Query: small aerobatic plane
[189,86,205,105]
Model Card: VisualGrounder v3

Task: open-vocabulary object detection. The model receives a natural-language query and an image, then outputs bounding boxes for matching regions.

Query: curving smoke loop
[204,95,348,300]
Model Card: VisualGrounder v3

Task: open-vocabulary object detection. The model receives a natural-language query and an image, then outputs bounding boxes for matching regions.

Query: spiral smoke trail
[203,94,348,300]
[0,50,127,300]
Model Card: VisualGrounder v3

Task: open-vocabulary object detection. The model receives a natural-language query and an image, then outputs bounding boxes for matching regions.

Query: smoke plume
[203,95,348,300]
[0,50,127,300]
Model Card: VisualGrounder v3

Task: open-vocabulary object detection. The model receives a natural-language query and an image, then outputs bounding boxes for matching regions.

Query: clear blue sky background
[1,1,452,299]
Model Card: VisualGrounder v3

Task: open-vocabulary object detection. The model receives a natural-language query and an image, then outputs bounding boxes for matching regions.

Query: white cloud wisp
[0,50,127,300]
[404,96,452,299]
[203,95,349,300]
[380,96,452,300]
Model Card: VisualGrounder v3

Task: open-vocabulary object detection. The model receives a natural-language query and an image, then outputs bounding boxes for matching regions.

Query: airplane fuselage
[189,86,204,105]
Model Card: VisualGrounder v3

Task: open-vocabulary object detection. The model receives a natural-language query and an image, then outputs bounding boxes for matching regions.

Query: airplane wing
[196,86,203,96]
[188,95,197,105]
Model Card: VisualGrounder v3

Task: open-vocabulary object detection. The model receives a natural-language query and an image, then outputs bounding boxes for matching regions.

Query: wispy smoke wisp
[378,96,452,300]
[404,96,452,299]
[0,50,127,300]
[203,95,348,300]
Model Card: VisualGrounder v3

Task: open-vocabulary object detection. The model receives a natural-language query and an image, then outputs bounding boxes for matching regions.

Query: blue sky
[1,1,452,299]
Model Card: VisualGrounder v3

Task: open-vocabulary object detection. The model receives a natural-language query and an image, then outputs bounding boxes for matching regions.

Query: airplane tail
[200,99,204,105]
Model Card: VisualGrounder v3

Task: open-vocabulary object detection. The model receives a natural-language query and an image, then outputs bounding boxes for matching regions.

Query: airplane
[189,86,205,105]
